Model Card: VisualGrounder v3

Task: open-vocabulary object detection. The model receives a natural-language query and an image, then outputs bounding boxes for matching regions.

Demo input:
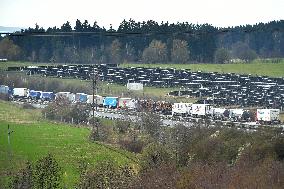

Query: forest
[0,19,284,64]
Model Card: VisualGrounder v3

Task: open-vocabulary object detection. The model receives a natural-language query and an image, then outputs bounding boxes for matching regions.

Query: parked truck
[55,92,75,102]
[103,97,118,108]
[191,104,212,117]
[75,93,88,103]
[229,109,244,121]
[0,85,10,94]
[41,92,55,101]
[12,88,29,98]
[172,103,192,116]
[212,108,227,120]
[118,98,132,109]
[29,90,42,100]
[87,95,104,106]
[256,109,280,124]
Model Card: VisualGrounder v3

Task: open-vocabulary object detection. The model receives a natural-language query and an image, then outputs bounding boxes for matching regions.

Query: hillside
[0,101,137,187]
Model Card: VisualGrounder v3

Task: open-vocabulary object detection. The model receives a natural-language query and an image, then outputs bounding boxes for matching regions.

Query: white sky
[0,0,283,29]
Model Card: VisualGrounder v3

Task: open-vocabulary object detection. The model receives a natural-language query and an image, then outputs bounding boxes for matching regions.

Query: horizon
[1,0,283,30]
[1,19,283,32]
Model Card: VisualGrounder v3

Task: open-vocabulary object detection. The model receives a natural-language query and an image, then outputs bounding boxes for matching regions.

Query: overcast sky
[0,0,283,29]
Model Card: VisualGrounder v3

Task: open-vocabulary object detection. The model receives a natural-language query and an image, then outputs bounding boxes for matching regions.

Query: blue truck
[41,92,55,101]
[0,85,12,95]
[29,90,42,100]
[75,93,88,103]
[103,97,118,108]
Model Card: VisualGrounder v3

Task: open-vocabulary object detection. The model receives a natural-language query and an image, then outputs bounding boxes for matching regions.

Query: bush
[140,142,173,170]
[10,154,62,189]
[118,139,145,153]
[77,160,135,189]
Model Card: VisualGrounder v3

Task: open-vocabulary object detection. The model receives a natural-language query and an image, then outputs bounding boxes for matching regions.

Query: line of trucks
[172,103,280,124]
[0,85,281,124]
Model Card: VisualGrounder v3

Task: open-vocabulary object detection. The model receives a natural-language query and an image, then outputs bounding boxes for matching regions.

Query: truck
[118,98,132,109]
[41,92,55,101]
[13,88,29,98]
[103,97,118,108]
[256,109,280,124]
[117,98,138,110]
[127,83,143,91]
[229,109,244,121]
[29,90,42,100]
[0,85,10,94]
[75,93,88,103]
[87,95,104,107]
[56,92,70,99]
[172,103,192,116]
[212,108,227,120]
[191,104,212,117]
[55,92,75,102]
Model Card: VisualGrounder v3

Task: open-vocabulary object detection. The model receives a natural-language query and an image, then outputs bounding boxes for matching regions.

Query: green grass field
[0,101,137,187]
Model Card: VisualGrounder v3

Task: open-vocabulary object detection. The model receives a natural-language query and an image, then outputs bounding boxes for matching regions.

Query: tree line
[1,19,284,63]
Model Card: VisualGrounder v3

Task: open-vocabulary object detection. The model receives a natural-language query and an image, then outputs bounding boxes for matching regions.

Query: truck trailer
[103,97,118,108]
[257,109,280,124]
[172,103,192,116]
[13,88,29,98]
[191,104,212,117]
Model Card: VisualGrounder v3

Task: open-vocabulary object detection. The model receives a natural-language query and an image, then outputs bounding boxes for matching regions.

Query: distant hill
[0,26,24,33]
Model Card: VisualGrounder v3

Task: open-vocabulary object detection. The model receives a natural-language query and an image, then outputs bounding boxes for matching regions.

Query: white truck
[229,109,244,121]
[118,98,137,110]
[212,108,227,120]
[13,88,29,98]
[256,109,280,123]
[87,95,104,106]
[191,104,212,117]
[172,103,192,116]
[127,83,143,91]
[55,92,75,102]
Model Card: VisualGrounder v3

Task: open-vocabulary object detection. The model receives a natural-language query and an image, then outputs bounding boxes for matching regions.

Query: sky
[0,0,283,30]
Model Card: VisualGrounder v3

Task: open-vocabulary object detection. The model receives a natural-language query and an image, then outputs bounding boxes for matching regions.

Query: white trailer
[55,92,70,99]
[127,83,143,91]
[229,109,244,121]
[13,88,29,98]
[55,92,74,102]
[172,103,192,116]
[127,99,138,110]
[257,109,280,123]
[118,98,132,109]
[87,95,104,106]
[191,104,212,117]
[212,108,227,119]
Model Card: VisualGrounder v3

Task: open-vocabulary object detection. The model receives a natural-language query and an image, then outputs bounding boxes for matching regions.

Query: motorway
[11,101,284,131]
[92,110,194,127]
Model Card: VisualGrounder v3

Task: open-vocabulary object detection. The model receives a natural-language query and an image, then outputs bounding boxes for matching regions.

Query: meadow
[0,101,137,187]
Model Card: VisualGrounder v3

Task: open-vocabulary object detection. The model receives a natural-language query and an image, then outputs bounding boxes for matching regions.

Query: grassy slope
[0,101,137,187]
[121,60,284,77]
